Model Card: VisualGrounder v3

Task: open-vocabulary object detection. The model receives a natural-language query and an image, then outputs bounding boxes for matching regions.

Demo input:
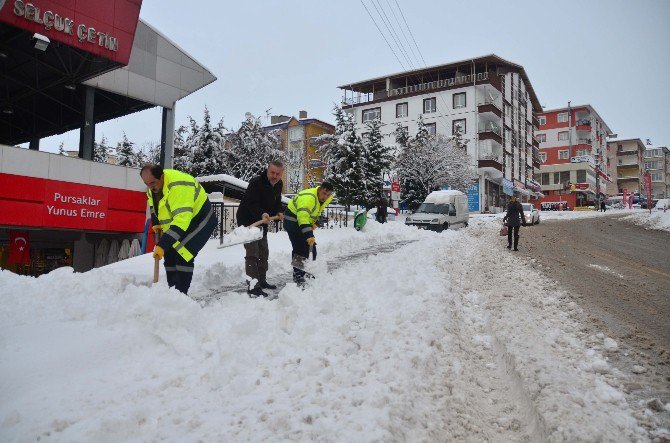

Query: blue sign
[502,178,514,196]
[467,183,479,212]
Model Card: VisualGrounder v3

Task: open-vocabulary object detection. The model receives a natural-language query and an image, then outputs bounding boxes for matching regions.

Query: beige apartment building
[606,138,646,196]
[644,146,670,199]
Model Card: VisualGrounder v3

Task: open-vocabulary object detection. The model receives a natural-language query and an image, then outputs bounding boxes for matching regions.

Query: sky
[3,211,667,440]
[36,0,670,152]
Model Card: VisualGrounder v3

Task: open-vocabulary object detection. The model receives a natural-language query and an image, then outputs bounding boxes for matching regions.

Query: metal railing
[389,72,489,98]
[478,122,502,136]
[210,202,351,243]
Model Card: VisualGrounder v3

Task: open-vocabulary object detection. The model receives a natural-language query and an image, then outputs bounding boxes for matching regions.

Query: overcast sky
[39,0,670,152]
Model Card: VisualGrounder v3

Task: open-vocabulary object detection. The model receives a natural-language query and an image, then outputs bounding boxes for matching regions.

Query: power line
[360,0,407,72]
[370,0,415,70]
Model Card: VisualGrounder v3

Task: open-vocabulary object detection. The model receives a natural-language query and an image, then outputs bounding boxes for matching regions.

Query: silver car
[521,203,540,225]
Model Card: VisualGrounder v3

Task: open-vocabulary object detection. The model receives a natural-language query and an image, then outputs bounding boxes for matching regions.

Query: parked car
[654,198,669,211]
[404,190,469,232]
[521,203,540,225]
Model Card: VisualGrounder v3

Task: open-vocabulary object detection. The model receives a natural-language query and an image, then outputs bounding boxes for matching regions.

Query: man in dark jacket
[502,196,526,251]
[236,161,285,297]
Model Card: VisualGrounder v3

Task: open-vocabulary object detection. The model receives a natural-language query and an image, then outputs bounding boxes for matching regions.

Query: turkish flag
[8,231,31,265]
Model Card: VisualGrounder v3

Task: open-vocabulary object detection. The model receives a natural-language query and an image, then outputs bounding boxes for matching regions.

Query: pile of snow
[218,225,263,248]
[0,217,650,441]
[620,209,670,232]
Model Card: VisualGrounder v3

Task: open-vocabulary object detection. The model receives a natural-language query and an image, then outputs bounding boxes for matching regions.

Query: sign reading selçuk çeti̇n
[0,173,146,232]
[0,0,142,65]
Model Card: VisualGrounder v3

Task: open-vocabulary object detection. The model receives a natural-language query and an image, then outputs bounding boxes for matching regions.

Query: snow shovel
[217,215,280,249]
[153,230,161,283]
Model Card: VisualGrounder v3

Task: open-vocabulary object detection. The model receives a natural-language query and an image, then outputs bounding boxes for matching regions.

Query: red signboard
[391,181,400,192]
[0,0,142,65]
[0,173,146,232]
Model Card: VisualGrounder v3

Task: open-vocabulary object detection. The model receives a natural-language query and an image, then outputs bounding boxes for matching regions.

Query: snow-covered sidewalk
[0,218,652,441]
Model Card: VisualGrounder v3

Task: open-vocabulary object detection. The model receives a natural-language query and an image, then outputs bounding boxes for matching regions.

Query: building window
[362,107,381,123]
[558,131,569,141]
[538,116,546,125]
[577,170,587,183]
[651,172,663,182]
[396,102,408,118]
[453,92,466,109]
[423,97,436,114]
[362,132,370,142]
[554,171,570,184]
[576,149,590,157]
[540,173,550,185]
[617,144,623,152]
[426,123,436,135]
[452,119,466,135]
[537,133,546,143]
[557,112,568,123]
[654,149,663,157]
[558,150,569,159]
[288,126,303,142]
[539,152,547,163]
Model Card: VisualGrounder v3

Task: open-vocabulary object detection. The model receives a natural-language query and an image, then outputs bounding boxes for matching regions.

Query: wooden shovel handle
[153,231,161,283]
[249,215,280,228]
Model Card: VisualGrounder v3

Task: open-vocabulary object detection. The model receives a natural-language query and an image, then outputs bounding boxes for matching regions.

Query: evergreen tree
[172,125,193,173]
[57,141,66,156]
[318,106,367,207]
[362,119,394,206]
[116,132,135,166]
[227,113,283,181]
[190,106,225,177]
[93,135,110,163]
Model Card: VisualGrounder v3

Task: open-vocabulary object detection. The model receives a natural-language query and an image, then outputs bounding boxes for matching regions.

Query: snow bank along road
[0,219,654,441]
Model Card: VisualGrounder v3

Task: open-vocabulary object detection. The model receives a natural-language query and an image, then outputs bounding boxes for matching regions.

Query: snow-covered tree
[362,119,394,206]
[172,125,193,173]
[93,135,110,163]
[116,132,135,166]
[226,113,283,181]
[189,107,225,177]
[57,141,66,156]
[318,106,367,207]
[396,118,475,210]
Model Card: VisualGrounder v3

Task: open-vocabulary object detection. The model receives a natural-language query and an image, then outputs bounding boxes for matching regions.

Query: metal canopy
[0,23,149,146]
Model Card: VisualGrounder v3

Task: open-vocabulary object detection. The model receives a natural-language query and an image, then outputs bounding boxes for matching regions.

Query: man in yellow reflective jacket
[284,182,334,285]
[141,164,217,294]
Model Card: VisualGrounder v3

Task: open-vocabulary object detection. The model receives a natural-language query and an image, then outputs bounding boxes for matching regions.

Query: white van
[404,190,469,231]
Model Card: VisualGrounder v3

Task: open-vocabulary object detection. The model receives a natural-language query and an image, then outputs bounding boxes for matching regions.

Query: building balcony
[617,174,640,181]
[478,152,503,178]
[576,138,592,145]
[617,161,639,167]
[617,147,638,155]
[478,122,502,144]
[477,98,502,118]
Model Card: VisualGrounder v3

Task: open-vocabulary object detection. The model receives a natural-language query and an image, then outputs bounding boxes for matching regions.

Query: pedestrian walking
[600,200,606,212]
[283,182,334,285]
[502,196,526,251]
[375,196,388,224]
[141,164,217,295]
[236,161,285,298]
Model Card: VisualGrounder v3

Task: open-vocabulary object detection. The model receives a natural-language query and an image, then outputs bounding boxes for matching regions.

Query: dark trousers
[164,201,217,294]
[284,217,309,283]
[164,248,194,294]
[243,231,269,289]
[507,225,520,249]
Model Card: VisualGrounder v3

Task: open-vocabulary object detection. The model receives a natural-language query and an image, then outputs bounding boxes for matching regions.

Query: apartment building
[338,54,543,213]
[263,112,334,194]
[535,105,614,209]
[606,139,646,196]
[644,146,670,199]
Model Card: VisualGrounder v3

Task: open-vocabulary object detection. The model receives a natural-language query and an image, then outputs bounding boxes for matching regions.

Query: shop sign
[0,0,142,65]
[502,178,514,196]
[571,155,595,166]
[467,183,479,212]
[0,173,146,232]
